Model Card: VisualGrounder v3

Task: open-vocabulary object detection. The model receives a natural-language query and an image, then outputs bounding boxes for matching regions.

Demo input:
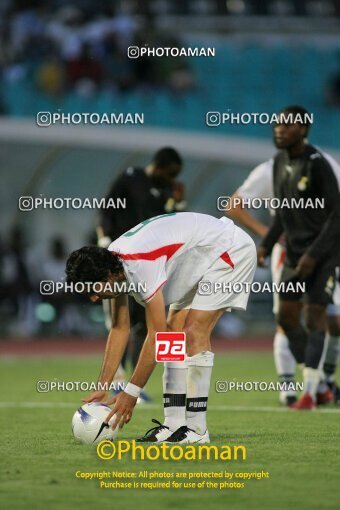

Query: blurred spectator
[9,1,47,54]
[35,53,65,97]
[5,0,337,106]
[46,6,85,61]
[334,0,340,17]
[65,42,103,89]
[0,227,31,307]
[327,72,340,107]
[39,237,68,325]
[0,227,37,336]
[0,0,198,102]
[326,51,340,107]
[103,33,136,92]
[38,236,95,334]
[40,236,67,284]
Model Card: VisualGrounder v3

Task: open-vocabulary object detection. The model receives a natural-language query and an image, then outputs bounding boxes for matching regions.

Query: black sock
[323,362,336,380]
[305,331,325,369]
[285,326,308,363]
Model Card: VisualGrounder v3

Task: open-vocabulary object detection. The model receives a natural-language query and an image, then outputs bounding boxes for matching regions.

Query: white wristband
[124,383,142,398]
[97,236,112,248]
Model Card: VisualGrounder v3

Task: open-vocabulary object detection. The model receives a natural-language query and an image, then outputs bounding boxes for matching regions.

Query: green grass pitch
[0,351,339,510]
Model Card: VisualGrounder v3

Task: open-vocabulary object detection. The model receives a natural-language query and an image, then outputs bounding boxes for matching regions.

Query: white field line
[0,402,340,414]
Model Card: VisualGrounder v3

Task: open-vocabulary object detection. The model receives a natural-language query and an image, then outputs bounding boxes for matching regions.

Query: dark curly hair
[65,246,123,286]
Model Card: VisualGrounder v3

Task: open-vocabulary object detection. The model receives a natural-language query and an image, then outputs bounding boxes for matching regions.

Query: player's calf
[182,310,222,438]
[273,329,297,405]
[160,309,222,442]
[292,305,328,409]
[277,301,307,364]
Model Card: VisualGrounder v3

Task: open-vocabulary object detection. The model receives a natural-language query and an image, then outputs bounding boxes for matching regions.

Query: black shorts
[279,257,337,306]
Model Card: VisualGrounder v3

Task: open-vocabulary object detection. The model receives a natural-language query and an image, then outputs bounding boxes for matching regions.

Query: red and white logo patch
[155,332,186,362]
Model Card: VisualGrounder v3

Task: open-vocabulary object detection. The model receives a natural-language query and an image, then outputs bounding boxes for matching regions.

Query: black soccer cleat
[165,425,210,444]
[136,419,172,443]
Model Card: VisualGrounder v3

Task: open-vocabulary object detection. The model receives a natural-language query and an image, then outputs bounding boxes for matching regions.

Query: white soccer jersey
[108,212,236,306]
[237,159,274,202]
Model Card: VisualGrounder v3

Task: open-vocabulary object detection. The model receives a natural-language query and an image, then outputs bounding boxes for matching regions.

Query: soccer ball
[72,402,119,444]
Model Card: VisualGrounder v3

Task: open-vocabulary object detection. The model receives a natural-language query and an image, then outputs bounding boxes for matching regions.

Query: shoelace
[141,419,169,438]
[168,426,194,441]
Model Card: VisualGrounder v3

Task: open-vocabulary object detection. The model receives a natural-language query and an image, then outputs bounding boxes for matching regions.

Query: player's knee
[183,321,205,347]
[304,316,317,332]
[326,315,340,336]
[304,308,326,332]
[277,311,298,332]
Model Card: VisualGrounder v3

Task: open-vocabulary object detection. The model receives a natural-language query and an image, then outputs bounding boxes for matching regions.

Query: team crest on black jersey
[325,276,335,297]
[297,176,308,191]
[150,187,161,198]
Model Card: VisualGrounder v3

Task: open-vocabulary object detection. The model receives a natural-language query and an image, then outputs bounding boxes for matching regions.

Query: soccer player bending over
[65,212,256,443]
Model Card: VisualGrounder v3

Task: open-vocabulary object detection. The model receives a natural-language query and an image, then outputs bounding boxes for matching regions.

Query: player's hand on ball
[296,253,316,279]
[257,246,267,267]
[104,391,137,429]
[82,390,107,403]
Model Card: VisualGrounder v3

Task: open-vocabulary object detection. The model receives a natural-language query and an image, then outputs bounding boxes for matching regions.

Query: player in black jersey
[258,105,340,409]
[98,148,185,243]
[97,147,185,400]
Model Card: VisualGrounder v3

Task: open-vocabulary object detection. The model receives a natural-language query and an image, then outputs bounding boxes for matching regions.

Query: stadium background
[1,2,340,510]
[1,0,340,340]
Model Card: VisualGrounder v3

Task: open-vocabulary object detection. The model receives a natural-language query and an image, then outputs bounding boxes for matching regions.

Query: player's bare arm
[258,212,284,266]
[83,294,130,403]
[227,193,269,238]
[130,289,167,388]
[105,290,167,429]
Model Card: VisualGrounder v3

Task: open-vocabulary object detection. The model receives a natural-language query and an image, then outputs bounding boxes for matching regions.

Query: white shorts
[169,226,257,312]
[271,242,286,315]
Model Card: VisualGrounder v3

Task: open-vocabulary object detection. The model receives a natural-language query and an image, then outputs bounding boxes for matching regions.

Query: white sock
[303,367,321,399]
[273,331,296,387]
[323,334,339,383]
[186,351,214,435]
[317,381,329,393]
[163,361,187,432]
